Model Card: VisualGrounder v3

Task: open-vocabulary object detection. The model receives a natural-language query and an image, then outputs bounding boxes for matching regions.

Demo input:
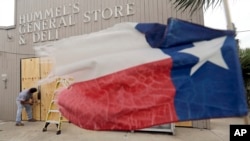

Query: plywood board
[40,81,57,121]
[21,58,41,121]
[40,57,56,121]
[39,58,69,122]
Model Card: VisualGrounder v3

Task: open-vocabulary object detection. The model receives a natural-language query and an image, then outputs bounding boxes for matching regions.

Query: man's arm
[20,98,33,105]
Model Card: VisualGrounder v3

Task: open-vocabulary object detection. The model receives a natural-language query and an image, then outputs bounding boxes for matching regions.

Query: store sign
[18,2,135,45]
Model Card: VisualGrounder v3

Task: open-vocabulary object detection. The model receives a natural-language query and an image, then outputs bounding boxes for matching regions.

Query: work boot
[28,118,36,122]
[15,123,24,126]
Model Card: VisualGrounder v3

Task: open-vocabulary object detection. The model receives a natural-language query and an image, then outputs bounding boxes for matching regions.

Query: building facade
[0,0,205,127]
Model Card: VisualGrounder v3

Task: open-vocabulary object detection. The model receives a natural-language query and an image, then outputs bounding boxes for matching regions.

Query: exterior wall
[0,0,204,121]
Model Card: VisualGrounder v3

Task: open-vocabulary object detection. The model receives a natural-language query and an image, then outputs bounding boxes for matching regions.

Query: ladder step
[46,120,60,124]
[49,110,60,113]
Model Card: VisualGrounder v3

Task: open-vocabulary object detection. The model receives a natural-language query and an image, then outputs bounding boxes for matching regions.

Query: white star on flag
[180,36,229,75]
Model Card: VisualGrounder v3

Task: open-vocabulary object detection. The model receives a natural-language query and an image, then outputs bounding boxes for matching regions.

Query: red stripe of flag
[58,59,178,130]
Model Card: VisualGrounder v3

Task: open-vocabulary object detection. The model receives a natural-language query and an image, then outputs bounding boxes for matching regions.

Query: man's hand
[28,99,33,105]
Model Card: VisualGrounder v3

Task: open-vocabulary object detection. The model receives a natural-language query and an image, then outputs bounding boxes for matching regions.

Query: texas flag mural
[35,18,248,131]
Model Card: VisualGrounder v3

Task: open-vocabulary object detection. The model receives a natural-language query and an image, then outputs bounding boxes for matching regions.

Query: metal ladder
[42,78,72,135]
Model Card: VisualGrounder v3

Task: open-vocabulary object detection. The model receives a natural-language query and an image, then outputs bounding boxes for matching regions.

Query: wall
[0,0,204,121]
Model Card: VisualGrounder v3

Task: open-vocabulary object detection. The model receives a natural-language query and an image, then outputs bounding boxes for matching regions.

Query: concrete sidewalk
[0,117,248,141]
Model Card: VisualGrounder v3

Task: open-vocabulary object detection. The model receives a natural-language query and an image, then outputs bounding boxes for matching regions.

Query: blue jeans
[16,101,32,123]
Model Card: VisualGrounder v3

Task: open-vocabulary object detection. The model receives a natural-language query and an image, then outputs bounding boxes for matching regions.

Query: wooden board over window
[21,58,41,120]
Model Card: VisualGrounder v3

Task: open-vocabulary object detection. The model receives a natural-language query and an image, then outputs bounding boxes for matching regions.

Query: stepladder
[42,78,73,135]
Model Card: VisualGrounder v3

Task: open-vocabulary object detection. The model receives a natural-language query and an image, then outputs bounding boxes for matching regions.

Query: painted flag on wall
[35,18,248,131]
